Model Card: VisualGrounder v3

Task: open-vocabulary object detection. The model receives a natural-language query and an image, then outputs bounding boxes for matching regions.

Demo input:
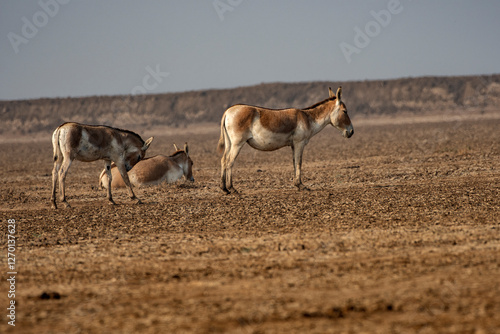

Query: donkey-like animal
[217,87,354,193]
[51,122,154,209]
[99,143,194,189]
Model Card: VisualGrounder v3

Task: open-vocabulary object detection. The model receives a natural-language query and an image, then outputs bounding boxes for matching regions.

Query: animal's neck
[172,153,187,168]
[304,101,334,133]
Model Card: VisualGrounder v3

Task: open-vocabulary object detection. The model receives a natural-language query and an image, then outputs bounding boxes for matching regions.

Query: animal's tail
[52,125,62,162]
[217,111,227,155]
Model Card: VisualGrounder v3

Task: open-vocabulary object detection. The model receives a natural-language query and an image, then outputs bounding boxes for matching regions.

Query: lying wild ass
[99,143,194,189]
[50,122,154,209]
[217,87,354,193]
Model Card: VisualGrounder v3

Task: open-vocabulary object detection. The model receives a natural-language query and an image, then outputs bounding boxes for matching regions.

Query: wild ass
[99,143,194,189]
[217,86,354,193]
[50,122,154,209]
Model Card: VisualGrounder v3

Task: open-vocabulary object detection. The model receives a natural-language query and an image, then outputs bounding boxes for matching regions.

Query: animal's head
[174,143,194,182]
[125,136,154,171]
[329,87,354,138]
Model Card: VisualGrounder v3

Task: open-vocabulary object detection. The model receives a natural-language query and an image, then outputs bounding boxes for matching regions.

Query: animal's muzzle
[344,126,354,138]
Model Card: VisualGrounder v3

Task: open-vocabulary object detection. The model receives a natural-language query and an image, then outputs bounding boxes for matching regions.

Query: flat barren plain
[1,114,499,333]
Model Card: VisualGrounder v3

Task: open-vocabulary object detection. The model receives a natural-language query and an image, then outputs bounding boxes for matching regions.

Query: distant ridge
[1,74,499,135]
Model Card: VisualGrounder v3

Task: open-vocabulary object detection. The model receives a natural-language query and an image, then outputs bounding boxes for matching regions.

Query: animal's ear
[329,87,335,98]
[184,142,189,155]
[173,143,179,151]
[336,86,342,105]
[143,137,154,150]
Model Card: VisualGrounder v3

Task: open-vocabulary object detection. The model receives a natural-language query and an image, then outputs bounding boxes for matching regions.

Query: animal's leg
[116,162,141,204]
[58,158,73,208]
[225,142,245,194]
[50,160,61,209]
[220,143,231,193]
[104,160,116,205]
[292,142,308,190]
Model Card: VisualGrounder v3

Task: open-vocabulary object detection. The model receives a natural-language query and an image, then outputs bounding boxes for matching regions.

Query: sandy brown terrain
[1,114,499,333]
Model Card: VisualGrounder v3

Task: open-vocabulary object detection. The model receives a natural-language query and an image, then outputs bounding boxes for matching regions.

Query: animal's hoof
[228,188,240,195]
[296,184,310,191]
[134,199,143,205]
[62,202,71,208]
[51,203,57,210]
[108,200,117,206]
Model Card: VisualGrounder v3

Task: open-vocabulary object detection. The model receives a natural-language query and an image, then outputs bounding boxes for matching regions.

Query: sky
[0,0,499,100]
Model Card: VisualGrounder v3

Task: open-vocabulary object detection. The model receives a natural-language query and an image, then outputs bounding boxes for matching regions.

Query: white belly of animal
[163,166,184,183]
[248,128,291,151]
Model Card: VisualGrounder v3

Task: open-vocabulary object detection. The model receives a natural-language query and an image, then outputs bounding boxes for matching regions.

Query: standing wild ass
[217,86,354,193]
[99,143,194,189]
[50,122,154,209]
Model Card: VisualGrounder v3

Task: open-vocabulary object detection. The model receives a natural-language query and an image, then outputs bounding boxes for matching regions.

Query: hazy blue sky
[1,0,499,100]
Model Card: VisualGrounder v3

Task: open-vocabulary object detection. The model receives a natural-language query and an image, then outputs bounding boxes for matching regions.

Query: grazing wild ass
[50,122,154,209]
[99,143,194,189]
[217,86,354,193]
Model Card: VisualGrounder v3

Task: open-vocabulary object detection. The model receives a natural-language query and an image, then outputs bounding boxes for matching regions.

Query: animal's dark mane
[303,97,336,110]
[105,125,144,144]
[170,150,185,157]
[231,96,337,112]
